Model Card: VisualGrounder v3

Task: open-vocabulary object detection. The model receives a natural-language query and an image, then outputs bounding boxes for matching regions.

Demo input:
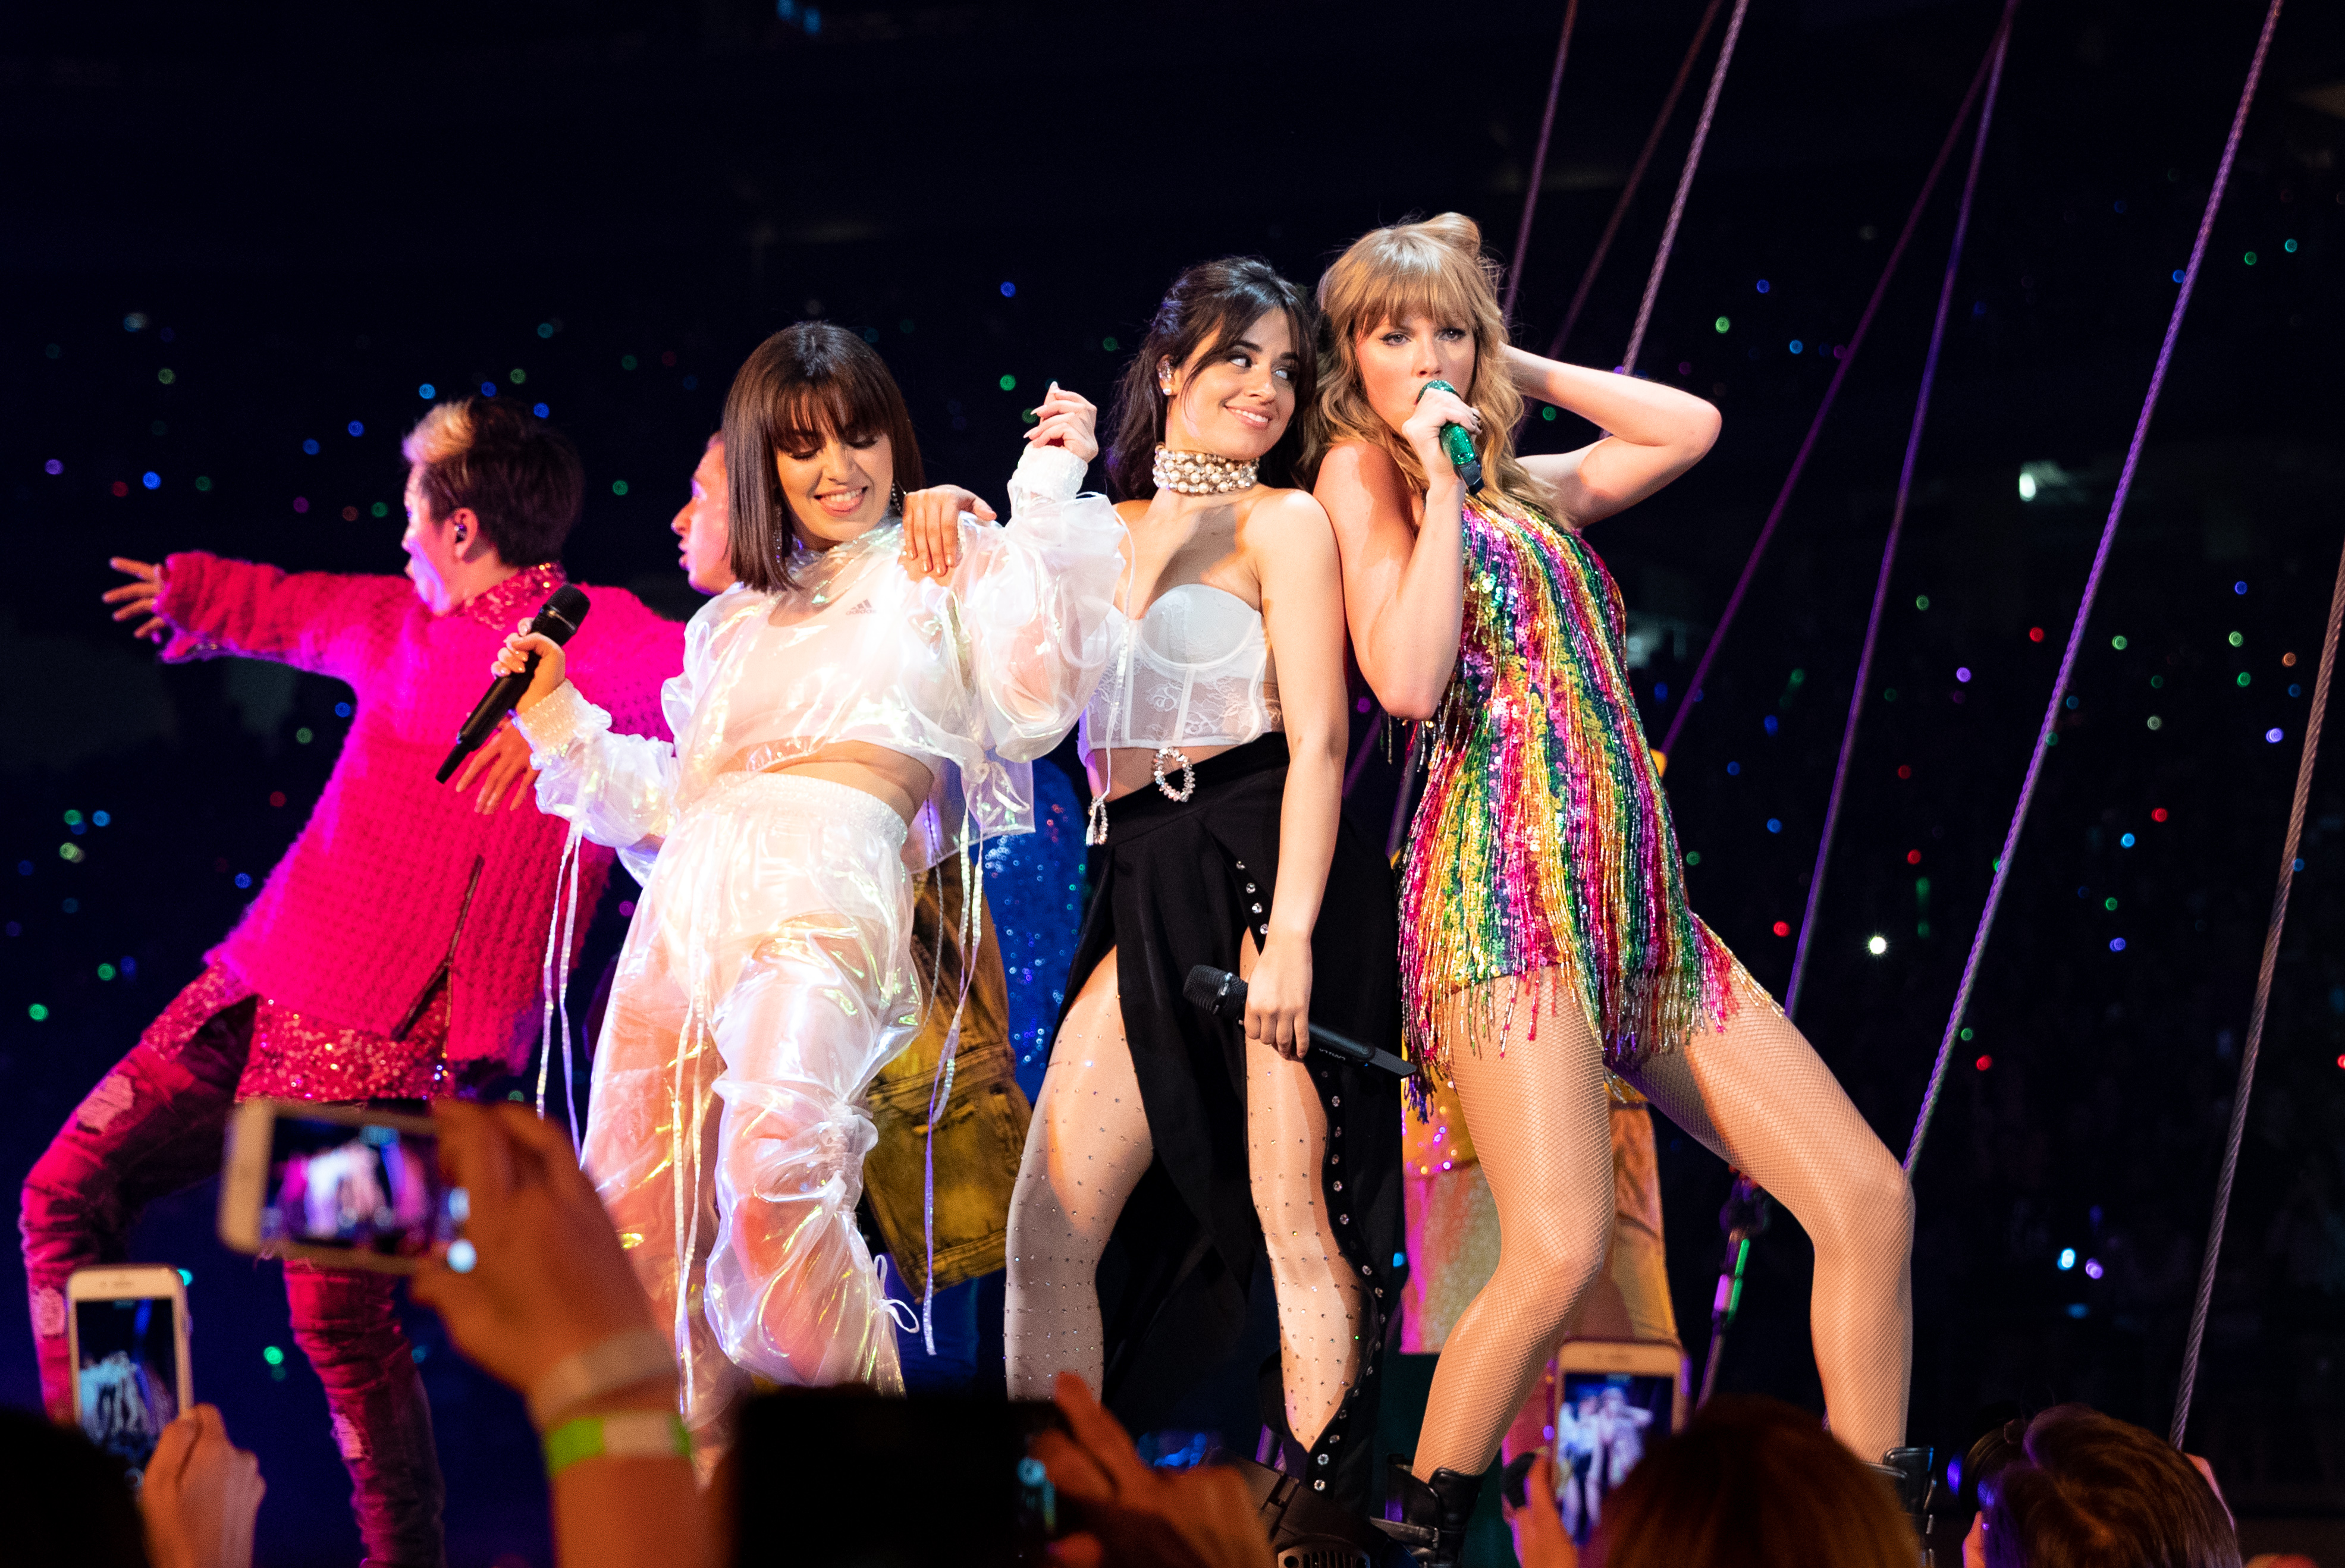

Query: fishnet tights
[1246,1014,1368,1448]
[1005,951,1152,1399]
[1412,966,1912,1478]
[1004,946,1367,1447]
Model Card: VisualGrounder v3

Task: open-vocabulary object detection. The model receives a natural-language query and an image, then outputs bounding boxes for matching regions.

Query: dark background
[7,0,2345,1561]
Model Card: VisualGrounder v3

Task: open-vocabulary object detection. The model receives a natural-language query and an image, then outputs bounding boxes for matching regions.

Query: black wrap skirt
[1059,733,1406,1510]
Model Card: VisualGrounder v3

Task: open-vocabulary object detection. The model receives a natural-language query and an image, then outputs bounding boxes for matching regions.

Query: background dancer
[498,324,1119,1444]
[1003,259,1405,1514]
[1309,214,1913,1566]
[19,395,678,1567]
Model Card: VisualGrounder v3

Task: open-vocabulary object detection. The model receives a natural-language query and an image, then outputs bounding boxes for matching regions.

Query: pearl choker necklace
[1153,445,1258,496]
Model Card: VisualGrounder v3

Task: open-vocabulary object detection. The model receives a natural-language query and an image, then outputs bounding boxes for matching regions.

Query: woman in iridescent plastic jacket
[493,323,1121,1454]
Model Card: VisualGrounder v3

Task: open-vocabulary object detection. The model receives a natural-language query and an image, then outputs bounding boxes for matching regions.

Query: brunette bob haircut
[723,322,924,592]
[1982,1405,2240,1568]
[1591,1395,1917,1568]
[1106,257,1317,502]
[401,396,584,567]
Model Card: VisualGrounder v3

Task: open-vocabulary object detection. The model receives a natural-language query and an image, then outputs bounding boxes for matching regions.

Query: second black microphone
[1182,964,1417,1079]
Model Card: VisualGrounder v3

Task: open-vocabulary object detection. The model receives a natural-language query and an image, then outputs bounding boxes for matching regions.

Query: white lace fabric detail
[1078,583,1281,753]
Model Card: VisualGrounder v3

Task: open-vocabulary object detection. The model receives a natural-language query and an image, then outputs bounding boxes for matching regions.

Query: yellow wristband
[542,1410,690,1478]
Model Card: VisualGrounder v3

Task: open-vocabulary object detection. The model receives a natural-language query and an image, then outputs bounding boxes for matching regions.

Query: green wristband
[542,1410,691,1478]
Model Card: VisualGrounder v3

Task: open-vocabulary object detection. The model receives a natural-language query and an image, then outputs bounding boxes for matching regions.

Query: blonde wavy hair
[1305,212,1552,517]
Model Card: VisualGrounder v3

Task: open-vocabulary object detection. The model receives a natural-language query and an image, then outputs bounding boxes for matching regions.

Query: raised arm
[951,431,1125,761]
[1504,345,1720,527]
[1314,437,1468,721]
[127,552,398,679]
[1242,489,1349,1057]
[500,627,690,881]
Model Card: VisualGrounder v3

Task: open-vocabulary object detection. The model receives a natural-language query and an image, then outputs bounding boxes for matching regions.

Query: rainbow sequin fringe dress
[1398,494,1734,1106]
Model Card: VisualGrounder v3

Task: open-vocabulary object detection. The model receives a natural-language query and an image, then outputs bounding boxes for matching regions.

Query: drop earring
[890,482,905,513]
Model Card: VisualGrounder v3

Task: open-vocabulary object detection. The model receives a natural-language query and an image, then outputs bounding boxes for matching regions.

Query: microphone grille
[1182,966,1228,1011]
[535,584,592,643]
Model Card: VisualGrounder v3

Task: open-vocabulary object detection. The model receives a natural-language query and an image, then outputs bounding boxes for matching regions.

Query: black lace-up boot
[1371,1459,1481,1568]
[1870,1446,1938,1563]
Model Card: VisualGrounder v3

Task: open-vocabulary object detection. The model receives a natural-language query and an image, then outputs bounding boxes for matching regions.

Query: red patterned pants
[19,997,447,1568]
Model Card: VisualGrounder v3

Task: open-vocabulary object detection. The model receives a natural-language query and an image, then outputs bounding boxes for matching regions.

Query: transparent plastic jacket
[520,442,1121,878]
[516,443,1120,1438]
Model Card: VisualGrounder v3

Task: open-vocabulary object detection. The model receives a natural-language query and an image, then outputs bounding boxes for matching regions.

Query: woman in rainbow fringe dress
[1308,215,1914,1567]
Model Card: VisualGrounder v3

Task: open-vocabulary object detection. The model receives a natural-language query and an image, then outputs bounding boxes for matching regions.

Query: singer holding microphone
[1310,213,1914,1567]
[1002,259,1405,1521]
[20,394,678,1567]
[491,323,1122,1445]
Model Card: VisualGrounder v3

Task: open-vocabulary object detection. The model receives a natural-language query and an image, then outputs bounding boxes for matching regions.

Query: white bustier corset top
[1079,583,1282,752]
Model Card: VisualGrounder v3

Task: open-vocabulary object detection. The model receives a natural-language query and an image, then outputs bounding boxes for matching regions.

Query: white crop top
[1078,582,1282,753]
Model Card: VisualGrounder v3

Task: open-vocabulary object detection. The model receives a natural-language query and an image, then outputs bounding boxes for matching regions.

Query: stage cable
[1546,0,1722,363]
[1682,5,2014,1403]
[1655,28,2008,763]
[1502,0,1582,325]
[1784,0,2017,1021]
[1905,0,2286,1177]
[1619,0,1750,376]
[2172,474,2335,1446]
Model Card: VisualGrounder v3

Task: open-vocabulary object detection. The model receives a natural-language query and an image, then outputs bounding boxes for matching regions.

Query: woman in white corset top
[1003,258,1405,1516]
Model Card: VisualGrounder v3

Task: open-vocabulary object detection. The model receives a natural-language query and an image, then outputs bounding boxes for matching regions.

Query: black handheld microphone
[436,583,591,783]
[1182,965,1417,1079]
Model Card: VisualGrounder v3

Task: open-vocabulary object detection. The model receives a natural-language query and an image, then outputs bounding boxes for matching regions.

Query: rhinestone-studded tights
[1005,945,1367,1448]
[1411,966,1913,1479]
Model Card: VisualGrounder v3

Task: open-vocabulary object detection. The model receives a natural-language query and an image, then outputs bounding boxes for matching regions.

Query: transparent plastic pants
[582,772,921,1445]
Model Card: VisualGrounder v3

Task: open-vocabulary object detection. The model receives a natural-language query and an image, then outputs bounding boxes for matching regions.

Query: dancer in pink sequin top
[20,397,676,1568]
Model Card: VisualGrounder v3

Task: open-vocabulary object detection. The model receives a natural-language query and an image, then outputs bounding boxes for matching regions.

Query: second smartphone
[218,1098,461,1274]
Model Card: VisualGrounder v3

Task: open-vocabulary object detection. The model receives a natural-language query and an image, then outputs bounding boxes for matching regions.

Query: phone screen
[76,1294,181,1480]
[261,1114,454,1260]
[1552,1372,1674,1545]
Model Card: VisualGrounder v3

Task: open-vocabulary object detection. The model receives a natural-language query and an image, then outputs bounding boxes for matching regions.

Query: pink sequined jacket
[150,552,683,1076]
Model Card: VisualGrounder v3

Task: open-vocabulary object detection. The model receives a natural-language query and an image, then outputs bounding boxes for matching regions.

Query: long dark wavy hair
[723,322,925,592]
[1105,257,1319,501]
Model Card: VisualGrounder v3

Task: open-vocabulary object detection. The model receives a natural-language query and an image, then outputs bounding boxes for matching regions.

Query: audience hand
[1503,1451,1580,1568]
[409,1100,663,1397]
[139,1404,264,1568]
[1031,1372,1268,1568]
[448,717,537,813]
